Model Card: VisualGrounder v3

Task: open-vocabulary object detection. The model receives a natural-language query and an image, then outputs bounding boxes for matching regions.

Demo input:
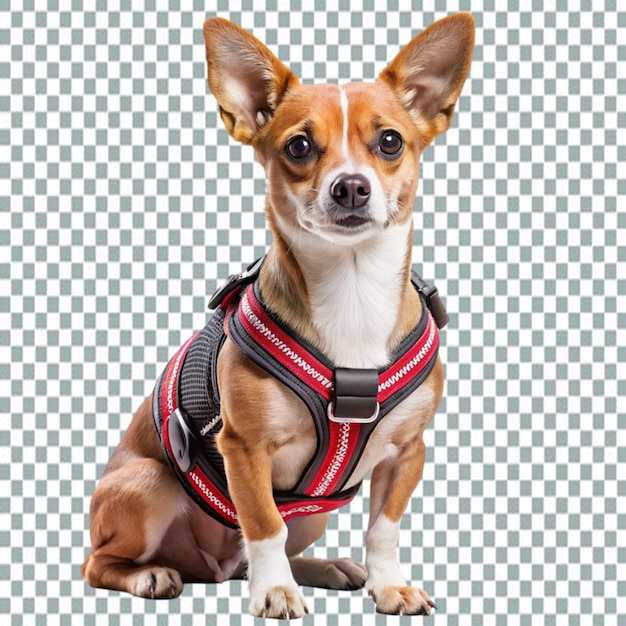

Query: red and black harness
[152,257,447,529]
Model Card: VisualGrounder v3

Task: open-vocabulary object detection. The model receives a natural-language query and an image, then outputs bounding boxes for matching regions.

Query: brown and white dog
[82,15,474,618]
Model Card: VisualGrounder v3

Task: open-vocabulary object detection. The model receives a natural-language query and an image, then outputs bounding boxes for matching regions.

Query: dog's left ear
[203,18,299,144]
[379,13,475,142]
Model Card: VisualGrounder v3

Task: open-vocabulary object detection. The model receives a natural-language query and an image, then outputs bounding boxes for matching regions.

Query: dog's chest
[308,269,399,368]
[270,380,436,492]
[301,228,409,369]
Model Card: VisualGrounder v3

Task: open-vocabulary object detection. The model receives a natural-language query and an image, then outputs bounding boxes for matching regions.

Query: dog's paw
[370,585,436,616]
[319,557,368,591]
[129,566,183,600]
[249,585,309,619]
[291,556,367,590]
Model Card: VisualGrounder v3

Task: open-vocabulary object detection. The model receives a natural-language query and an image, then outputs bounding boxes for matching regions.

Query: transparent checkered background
[1,0,624,624]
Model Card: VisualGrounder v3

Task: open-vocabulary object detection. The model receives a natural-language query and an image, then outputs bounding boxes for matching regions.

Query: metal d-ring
[327,401,380,424]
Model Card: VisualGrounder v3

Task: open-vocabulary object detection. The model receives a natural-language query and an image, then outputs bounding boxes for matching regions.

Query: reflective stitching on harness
[378,314,437,392]
[312,422,352,496]
[280,504,324,518]
[188,471,237,521]
[199,414,222,436]
[166,334,195,417]
[241,291,334,390]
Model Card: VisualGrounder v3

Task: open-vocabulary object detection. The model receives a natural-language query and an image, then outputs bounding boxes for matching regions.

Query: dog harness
[152,257,447,529]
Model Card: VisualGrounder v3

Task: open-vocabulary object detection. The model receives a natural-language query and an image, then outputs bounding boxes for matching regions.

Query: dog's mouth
[331,213,372,230]
[294,197,382,245]
[298,212,377,245]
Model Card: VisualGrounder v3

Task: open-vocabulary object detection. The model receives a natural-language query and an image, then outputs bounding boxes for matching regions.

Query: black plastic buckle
[208,256,266,311]
[328,368,380,424]
[167,408,199,473]
[411,270,449,329]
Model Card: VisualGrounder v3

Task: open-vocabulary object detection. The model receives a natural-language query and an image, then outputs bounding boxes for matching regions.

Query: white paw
[369,585,436,616]
[129,566,183,599]
[248,585,309,619]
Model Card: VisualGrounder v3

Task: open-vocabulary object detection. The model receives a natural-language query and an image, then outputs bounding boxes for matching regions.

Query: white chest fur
[296,222,412,369]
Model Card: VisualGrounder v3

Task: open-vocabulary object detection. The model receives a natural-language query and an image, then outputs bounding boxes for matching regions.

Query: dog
[81,14,474,618]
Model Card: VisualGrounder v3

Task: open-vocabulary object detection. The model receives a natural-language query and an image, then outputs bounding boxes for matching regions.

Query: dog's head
[203,16,474,247]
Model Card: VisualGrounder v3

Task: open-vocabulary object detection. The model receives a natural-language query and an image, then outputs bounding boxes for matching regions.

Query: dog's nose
[330,174,371,209]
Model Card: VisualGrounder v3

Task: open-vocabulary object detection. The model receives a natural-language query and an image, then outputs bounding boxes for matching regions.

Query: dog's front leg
[365,435,436,615]
[218,421,308,618]
[216,342,308,619]
[218,422,308,618]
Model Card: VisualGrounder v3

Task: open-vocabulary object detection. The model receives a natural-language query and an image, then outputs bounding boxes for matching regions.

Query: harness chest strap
[155,329,359,529]
[227,281,440,498]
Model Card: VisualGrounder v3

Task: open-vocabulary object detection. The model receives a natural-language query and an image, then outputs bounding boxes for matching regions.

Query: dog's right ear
[203,18,299,144]
[378,13,475,144]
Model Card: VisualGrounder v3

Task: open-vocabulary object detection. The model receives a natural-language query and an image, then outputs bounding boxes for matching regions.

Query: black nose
[330,174,371,209]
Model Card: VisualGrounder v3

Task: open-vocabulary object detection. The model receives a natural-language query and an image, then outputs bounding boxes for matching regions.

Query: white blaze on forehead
[339,85,350,160]
[328,84,388,225]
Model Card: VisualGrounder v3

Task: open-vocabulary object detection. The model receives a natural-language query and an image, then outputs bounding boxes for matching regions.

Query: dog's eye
[379,131,404,157]
[286,136,312,159]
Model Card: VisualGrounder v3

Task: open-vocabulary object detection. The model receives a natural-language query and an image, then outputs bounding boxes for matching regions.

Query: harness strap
[227,279,440,498]
[153,331,240,528]
[154,317,363,529]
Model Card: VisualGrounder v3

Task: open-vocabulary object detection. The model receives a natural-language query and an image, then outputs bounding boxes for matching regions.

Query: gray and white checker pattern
[1,0,624,624]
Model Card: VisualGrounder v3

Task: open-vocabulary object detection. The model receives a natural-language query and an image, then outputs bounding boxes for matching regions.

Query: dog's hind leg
[82,397,189,598]
[286,514,367,591]
[81,456,187,598]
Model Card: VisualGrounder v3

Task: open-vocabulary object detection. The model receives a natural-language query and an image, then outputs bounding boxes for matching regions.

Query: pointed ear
[379,13,475,142]
[202,18,300,144]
